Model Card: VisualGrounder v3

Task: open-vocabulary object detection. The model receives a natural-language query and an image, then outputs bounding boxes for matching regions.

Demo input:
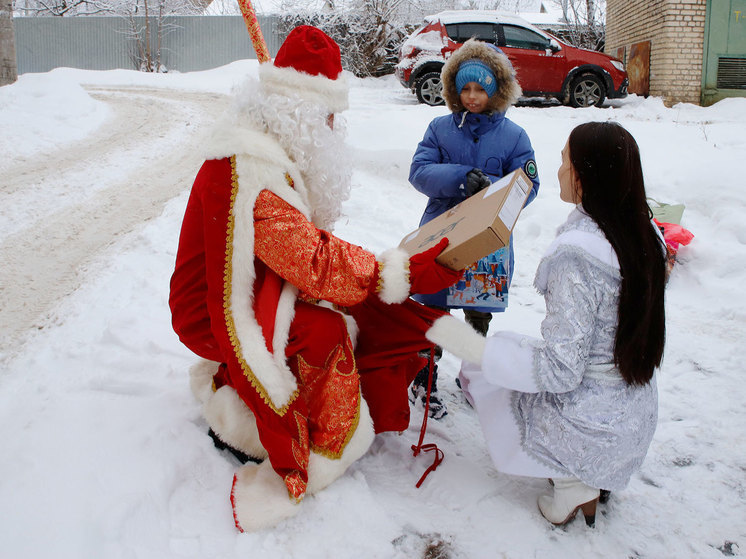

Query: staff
[237,0,270,63]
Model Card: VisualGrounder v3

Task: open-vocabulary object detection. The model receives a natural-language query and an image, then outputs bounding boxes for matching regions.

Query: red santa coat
[169,126,445,501]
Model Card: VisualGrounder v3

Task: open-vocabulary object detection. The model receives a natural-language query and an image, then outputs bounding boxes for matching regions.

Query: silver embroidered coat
[482,207,658,490]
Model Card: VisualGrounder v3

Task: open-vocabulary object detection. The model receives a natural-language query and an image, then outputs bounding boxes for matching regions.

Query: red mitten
[409,238,462,295]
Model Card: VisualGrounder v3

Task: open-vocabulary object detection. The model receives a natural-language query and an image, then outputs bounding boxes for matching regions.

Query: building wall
[606,0,707,106]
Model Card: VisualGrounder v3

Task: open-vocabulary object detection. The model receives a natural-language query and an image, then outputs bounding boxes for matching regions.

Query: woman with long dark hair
[427,121,667,527]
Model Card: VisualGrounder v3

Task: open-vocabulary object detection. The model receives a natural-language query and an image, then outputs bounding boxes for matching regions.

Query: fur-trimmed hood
[442,39,522,114]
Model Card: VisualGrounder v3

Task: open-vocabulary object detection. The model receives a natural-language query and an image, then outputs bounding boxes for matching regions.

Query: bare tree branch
[551,0,605,50]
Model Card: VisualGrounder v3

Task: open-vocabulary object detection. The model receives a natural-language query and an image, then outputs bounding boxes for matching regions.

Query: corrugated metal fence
[13,15,282,74]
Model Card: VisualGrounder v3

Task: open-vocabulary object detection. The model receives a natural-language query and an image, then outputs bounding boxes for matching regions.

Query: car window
[501,25,550,50]
[444,23,498,44]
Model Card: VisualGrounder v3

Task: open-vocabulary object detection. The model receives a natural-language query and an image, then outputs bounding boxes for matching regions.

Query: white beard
[233,78,352,232]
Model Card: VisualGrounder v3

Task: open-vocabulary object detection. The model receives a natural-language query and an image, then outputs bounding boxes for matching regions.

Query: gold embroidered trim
[311,401,361,460]
[223,155,299,416]
[284,470,306,503]
[318,337,360,459]
[296,336,361,460]
[290,410,310,472]
[375,261,385,293]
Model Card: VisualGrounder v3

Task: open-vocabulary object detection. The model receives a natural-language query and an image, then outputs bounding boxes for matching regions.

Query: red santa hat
[259,25,349,114]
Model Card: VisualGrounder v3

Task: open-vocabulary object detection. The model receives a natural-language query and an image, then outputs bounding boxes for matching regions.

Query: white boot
[189,359,269,461]
[231,461,301,532]
[306,395,375,494]
[538,477,600,527]
[203,385,269,461]
[230,396,375,532]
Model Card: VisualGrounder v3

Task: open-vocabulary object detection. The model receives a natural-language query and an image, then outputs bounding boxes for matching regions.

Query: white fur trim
[189,359,220,404]
[271,282,299,376]
[202,386,269,460]
[231,461,301,532]
[204,125,287,166]
[203,124,313,219]
[481,333,541,392]
[535,211,620,294]
[544,229,620,270]
[343,313,359,350]
[234,148,312,221]
[306,394,375,494]
[260,63,349,114]
[226,152,314,410]
[377,247,411,304]
[426,315,486,365]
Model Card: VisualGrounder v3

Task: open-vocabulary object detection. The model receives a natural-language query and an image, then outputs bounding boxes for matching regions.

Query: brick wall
[606,0,707,106]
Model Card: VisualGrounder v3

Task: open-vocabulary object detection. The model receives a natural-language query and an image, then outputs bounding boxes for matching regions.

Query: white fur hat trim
[259,63,349,114]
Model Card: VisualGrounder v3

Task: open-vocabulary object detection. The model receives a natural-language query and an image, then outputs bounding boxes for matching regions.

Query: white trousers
[460,361,559,479]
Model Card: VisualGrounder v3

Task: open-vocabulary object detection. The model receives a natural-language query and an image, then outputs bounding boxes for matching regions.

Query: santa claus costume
[169,26,463,531]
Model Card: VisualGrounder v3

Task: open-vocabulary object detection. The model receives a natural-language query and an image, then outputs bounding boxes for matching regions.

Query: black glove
[465,168,492,196]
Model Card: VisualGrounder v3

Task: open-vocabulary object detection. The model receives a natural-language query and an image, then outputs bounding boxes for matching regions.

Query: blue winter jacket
[409,110,540,311]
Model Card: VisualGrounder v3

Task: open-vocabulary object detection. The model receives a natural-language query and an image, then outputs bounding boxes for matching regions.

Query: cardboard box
[399,168,532,270]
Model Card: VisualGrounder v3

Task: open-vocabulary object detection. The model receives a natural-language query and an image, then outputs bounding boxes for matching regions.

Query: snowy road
[0,87,229,357]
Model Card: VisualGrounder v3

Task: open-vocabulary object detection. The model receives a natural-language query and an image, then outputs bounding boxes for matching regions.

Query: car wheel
[415,71,445,106]
[567,73,606,108]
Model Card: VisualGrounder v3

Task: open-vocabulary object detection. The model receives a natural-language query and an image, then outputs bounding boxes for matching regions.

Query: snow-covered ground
[1,61,745,559]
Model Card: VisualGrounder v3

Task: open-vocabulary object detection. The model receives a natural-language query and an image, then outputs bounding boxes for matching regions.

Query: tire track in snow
[0,87,229,359]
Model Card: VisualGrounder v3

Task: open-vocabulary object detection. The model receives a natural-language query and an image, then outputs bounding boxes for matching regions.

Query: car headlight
[611,60,625,72]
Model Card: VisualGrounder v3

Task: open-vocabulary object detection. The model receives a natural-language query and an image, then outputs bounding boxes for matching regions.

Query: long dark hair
[568,121,666,385]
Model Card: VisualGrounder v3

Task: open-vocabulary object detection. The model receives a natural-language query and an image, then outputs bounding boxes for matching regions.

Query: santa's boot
[538,477,600,527]
[307,395,375,494]
[202,385,268,461]
[231,394,375,532]
[190,360,268,462]
[231,461,301,532]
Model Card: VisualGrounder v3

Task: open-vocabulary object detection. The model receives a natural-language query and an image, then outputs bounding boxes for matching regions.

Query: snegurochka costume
[168,26,461,532]
[430,206,659,491]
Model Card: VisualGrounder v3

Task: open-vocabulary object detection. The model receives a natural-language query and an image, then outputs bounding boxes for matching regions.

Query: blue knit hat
[455,59,497,97]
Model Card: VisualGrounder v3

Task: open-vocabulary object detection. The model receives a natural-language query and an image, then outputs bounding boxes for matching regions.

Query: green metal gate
[702,0,746,105]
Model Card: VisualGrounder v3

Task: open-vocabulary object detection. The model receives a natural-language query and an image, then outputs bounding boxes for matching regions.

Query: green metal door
[702,0,746,105]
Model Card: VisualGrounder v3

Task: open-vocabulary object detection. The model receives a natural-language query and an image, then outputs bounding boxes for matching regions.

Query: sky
[1,61,745,558]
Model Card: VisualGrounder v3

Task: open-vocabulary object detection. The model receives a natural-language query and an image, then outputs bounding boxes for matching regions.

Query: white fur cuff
[377,247,411,304]
[426,315,486,364]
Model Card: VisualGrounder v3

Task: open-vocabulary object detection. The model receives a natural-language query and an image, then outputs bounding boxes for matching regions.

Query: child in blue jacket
[409,39,540,418]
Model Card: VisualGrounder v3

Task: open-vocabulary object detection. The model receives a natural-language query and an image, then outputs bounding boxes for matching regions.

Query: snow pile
[0,70,109,161]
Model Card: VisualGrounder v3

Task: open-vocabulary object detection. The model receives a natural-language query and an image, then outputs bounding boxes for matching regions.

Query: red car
[395,11,628,108]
